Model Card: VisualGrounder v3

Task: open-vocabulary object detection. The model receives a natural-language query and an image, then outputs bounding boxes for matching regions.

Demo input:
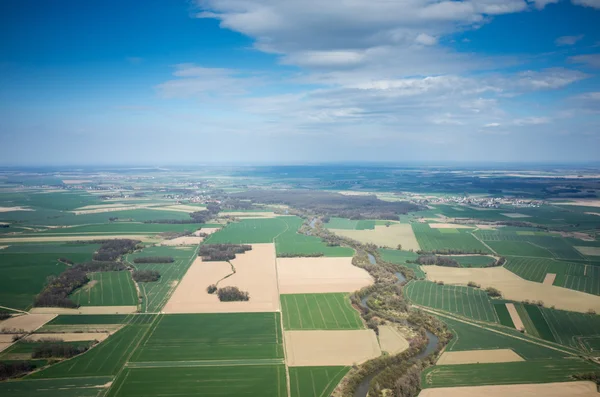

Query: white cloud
[531,0,560,9]
[572,92,600,100]
[513,116,551,126]
[415,33,438,46]
[569,54,600,68]
[571,0,600,8]
[512,68,588,90]
[555,35,584,46]
[484,122,501,127]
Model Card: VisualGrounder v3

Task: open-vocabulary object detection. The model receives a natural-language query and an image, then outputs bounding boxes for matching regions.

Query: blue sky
[1,0,599,165]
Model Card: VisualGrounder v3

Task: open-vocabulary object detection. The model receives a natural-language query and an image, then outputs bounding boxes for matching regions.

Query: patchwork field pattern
[290,366,350,397]
[108,365,287,397]
[541,307,600,353]
[412,224,491,253]
[70,271,138,306]
[276,216,354,257]
[378,249,425,278]
[281,293,363,330]
[131,313,284,362]
[127,246,197,312]
[324,217,388,230]
[404,281,498,323]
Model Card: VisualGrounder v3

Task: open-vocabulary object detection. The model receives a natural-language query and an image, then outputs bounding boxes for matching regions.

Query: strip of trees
[132,270,161,282]
[0,361,37,380]
[31,342,89,359]
[90,239,141,261]
[198,244,252,261]
[132,257,174,264]
[144,204,221,224]
[216,286,249,302]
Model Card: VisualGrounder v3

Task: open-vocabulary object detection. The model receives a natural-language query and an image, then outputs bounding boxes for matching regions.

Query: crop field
[541,307,600,353]
[28,315,156,379]
[203,217,289,244]
[127,246,197,312]
[421,358,599,388]
[0,340,93,360]
[404,281,498,323]
[454,255,496,267]
[275,216,354,257]
[131,313,284,362]
[0,376,114,397]
[493,303,515,328]
[108,365,287,397]
[44,314,133,325]
[0,243,98,309]
[281,293,364,330]
[513,303,542,338]
[324,217,389,230]
[290,366,350,397]
[412,224,491,253]
[378,249,426,278]
[504,257,600,296]
[28,222,213,235]
[70,271,138,306]
[522,304,556,342]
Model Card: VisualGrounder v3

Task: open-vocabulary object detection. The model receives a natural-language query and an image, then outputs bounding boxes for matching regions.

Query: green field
[126,246,197,312]
[412,223,491,253]
[421,359,599,388]
[475,230,585,260]
[281,293,363,330]
[494,303,516,328]
[70,271,138,306]
[0,376,114,397]
[290,366,350,397]
[29,222,215,235]
[108,365,287,397]
[0,243,98,309]
[0,340,94,361]
[454,255,496,267]
[404,281,499,323]
[28,315,155,379]
[504,257,600,296]
[131,313,283,362]
[541,307,600,353]
[275,217,354,257]
[378,249,425,278]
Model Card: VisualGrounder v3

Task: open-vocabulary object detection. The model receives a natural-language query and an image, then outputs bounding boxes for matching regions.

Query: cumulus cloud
[569,54,600,68]
[530,0,560,9]
[571,0,600,8]
[555,35,584,46]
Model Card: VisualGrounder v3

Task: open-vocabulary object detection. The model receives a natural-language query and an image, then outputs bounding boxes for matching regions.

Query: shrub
[217,286,249,302]
[467,281,481,288]
[485,287,502,297]
[207,284,217,294]
[0,312,10,321]
[132,270,160,282]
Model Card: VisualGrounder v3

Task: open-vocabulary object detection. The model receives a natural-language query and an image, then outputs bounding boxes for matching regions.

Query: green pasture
[281,293,363,330]
[275,216,354,257]
[108,365,287,397]
[127,246,197,312]
[290,366,350,397]
[412,223,491,253]
[378,249,425,278]
[130,313,283,362]
[70,271,138,306]
[404,281,498,323]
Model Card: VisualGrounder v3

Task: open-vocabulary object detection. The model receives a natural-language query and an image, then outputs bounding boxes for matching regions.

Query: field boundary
[125,358,285,368]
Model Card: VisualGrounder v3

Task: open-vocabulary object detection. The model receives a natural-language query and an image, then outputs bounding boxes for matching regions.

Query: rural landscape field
[0,166,600,397]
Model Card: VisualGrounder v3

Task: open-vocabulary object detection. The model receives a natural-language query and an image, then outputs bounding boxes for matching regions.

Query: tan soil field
[29,306,137,315]
[39,324,123,333]
[24,332,110,342]
[160,236,204,246]
[0,314,56,332]
[193,227,220,236]
[554,199,600,207]
[378,325,409,355]
[72,204,155,215]
[429,223,474,229]
[476,224,498,230]
[0,206,34,212]
[62,179,93,184]
[329,223,420,250]
[0,335,15,343]
[285,330,381,366]
[0,235,155,243]
[436,349,524,365]
[0,343,12,353]
[501,213,531,218]
[418,381,600,397]
[219,211,279,219]
[506,303,526,330]
[425,266,600,313]
[277,257,373,294]
[147,205,205,213]
[163,243,280,313]
[575,246,600,256]
[543,273,557,285]
[76,203,140,210]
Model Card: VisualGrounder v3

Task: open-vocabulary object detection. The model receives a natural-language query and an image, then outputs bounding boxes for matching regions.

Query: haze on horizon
[1,0,600,166]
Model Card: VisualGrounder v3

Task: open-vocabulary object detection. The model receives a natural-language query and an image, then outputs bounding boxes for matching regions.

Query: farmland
[290,366,350,397]
[276,216,354,257]
[70,271,138,306]
[0,376,114,397]
[412,224,491,253]
[108,365,287,397]
[280,293,363,330]
[126,246,197,312]
[541,307,600,353]
[131,313,284,362]
[323,217,388,230]
[404,281,499,323]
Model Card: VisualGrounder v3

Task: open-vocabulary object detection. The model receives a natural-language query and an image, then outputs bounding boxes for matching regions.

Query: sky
[1,0,600,165]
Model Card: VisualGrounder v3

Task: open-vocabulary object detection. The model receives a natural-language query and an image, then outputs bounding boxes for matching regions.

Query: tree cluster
[198,244,252,261]
[0,361,37,380]
[206,284,217,294]
[0,312,10,321]
[132,256,174,264]
[485,287,502,297]
[411,256,459,267]
[416,249,487,255]
[144,204,221,224]
[132,270,161,282]
[31,342,89,359]
[277,252,324,258]
[217,286,250,302]
[92,239,140,261]
[230,189,419,220]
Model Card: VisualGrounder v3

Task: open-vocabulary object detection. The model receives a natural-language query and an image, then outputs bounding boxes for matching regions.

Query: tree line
[144,204,221,224]
[31,342,90,359]
[132,256,174,264]
[198,244,252,261]
[0,361,37,380]
[132,270,161,282]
